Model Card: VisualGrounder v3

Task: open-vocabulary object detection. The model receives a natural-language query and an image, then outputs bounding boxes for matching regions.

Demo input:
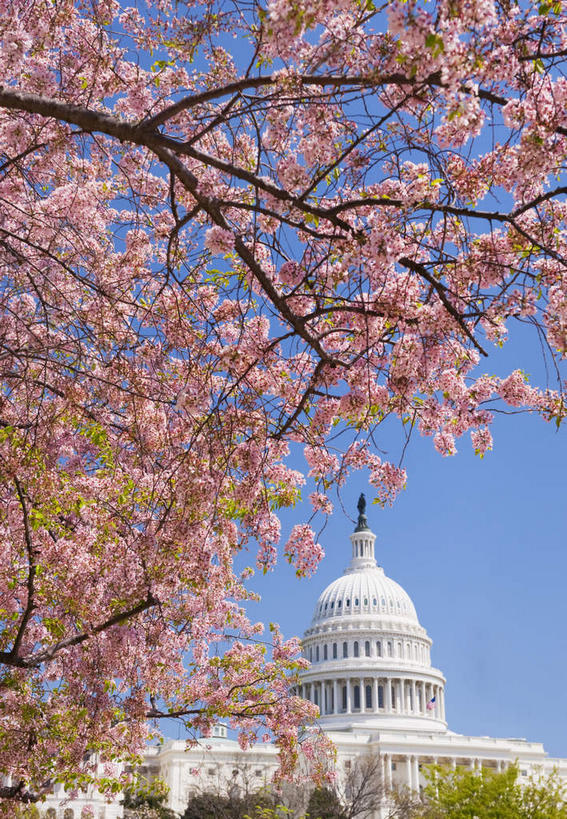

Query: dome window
[323,644,328,660]
[372,598,377,606]
[343,641,348,658]
[376,640,382,657]
[363,598,368,606]
[330,601,334,608]
[353,641,359,658]
[381,597,386,606]
[364,640,370,657]
[316,645,320,662]
[354,598,359,606]
[324,603,328,609]
[338,600,342,608]
[346,599,350,607]
[365,685,372,709]
[353,685,360,710]
[332,642,337,659]
[378,685,384,709]
[309,647,313,661]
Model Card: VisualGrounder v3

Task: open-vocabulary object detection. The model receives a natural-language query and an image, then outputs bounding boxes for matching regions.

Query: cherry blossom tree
[1,0,567,807]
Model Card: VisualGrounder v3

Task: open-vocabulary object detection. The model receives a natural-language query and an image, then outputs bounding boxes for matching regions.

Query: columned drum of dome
[298,495,446,732]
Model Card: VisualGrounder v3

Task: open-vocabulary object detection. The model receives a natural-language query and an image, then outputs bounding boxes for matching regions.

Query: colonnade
[379,753,509,792]
[298,676,445,721]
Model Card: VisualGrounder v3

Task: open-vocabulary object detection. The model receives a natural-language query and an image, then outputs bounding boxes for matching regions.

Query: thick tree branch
[0,593,158,669]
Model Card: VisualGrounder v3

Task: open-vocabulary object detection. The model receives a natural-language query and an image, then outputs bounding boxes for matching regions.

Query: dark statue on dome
[355,492,369,532]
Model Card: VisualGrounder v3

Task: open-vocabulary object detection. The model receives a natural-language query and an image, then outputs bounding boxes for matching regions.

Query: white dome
[298,495,446,732]
[312,565,419,626]
[309,510,421,628]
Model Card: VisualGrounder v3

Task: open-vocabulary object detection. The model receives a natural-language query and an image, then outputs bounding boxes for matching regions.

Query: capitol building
[44,498,567,817]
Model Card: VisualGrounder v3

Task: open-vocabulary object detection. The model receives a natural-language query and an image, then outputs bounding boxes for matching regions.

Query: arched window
[365,684,372,709]
[342,685,347,711]
[376,640,382,657]
[354,597,359,606]
[343,641,348,658]
[378,685,384,709]
[353,685,360,710]
[387,641,393,656]
[338,599,342,608]
[397,641,402,656]
[323,644,328,660]
[353,641,359,658]
[309,647,313,662]
[316,645,320,662]
[333,642,337,659]
[346,598,350,607]
[391,684,396,709]
[364,640,370,657]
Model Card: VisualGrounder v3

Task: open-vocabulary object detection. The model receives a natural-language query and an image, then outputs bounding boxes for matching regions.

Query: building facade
[41,500,567,817]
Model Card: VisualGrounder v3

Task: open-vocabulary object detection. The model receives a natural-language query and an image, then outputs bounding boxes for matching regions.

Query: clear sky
[248,326,567,759]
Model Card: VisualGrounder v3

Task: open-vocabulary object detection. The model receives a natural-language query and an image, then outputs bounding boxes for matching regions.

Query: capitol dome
[298,495,446,732]
[311,566,419,626]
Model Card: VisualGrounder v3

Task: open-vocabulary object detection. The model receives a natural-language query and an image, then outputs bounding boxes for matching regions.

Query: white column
[398,679,404,713]
[406,756,412,790]
[451,758,457,770]
[346,679,352,714]
[373,677,379,712]
[360,679,366,713]
[411,680,417,714]
[386,754,393,789]
[308,683,313,702]
[385,677,392,712]
[333,679,338,715]
[412,756,420,791]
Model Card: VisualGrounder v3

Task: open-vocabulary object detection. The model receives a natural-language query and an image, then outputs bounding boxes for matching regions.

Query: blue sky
[249,327,567,759]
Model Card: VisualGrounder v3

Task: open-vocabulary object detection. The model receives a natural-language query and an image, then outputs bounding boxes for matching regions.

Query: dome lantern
[348,493,378,572]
